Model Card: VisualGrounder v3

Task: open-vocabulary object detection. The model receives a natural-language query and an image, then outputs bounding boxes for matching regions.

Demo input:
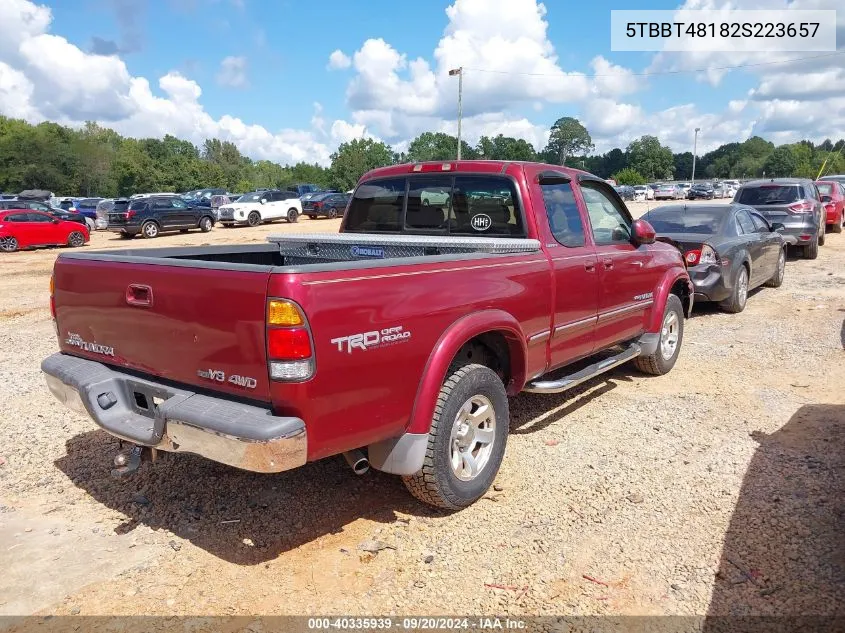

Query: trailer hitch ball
[111,445,143,478]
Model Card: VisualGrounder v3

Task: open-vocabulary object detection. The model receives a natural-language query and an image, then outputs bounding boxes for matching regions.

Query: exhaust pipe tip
[343,449,370,475]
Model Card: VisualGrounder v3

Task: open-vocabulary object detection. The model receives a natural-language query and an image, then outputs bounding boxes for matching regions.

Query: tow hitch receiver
[111,445,143,478]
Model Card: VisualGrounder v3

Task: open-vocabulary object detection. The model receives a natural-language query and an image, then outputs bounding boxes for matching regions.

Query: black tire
[287,208,299,223]
[720,264,749,313]
[199,216,213,232]
[804,238,818,259]
[765,248,786,288]
[402,364,508,510]
[833,219,843,234]
[0,236,18,252]
[327,209,338,219]
[818,227,826,246]
[141,221,159,239]
[247,211,261,227]
[67,231,85,248]
[634,294,684,376]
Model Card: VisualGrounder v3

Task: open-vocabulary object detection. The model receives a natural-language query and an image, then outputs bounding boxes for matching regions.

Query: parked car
[645,204,786,313]
[95,198,130,230]
[42,160,693,509]
[0,210,89,252]
[687,183,716,200]
[655,184,683,200]
[217,190,302,226]
[210,194,239,221]
[817,175,845,186]
[733,178,825,259]
[633,185,653,201]
[303,192,351,219]
[44,207,89,227]
[614,185,636,201]
[286,183,322,198]
[56,197,78,211]
[107,194,215,239]
[301,189,338,203]
[74,198,103,222]
[0,199,95,231]
[816,180,845,234]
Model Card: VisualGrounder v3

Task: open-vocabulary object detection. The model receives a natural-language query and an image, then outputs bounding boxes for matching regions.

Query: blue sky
[1,0,842,165]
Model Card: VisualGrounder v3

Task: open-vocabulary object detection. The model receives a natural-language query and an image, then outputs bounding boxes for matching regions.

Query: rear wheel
[327,209,338,219]
[67,231,85,248]
[720,265,749,313]
[199,216,213,232]
[0,237,18,252]
[286,208,299,223]
[247,211,261,227]
[804,237,819,259]
[765,248,786,288]
[635,294,684,376]
[141,221,159,239]
[402,364,508,509]
[833,218,843,234]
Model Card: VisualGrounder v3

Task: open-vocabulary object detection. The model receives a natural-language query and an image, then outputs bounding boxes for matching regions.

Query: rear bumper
[687,264,731,302]
[41,353,307,473]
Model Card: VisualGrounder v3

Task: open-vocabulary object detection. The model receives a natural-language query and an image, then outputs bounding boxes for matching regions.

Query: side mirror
[260,198,267,204]
[632,218,656,245]
[52,219,60,224]
[820,195,832,203]
[770,222,785,232]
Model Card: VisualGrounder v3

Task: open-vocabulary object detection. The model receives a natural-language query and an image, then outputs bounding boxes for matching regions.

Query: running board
[523,344,642,394]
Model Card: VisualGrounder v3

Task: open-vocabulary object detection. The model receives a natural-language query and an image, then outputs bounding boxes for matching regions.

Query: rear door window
[452,176,523,236]
[736,209,756,234]
[540,181,585,247]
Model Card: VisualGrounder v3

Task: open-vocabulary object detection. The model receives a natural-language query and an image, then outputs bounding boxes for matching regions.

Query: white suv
[217,190,303,226]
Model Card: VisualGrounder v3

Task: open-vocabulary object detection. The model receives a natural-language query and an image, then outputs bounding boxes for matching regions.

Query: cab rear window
[345,175,524,237]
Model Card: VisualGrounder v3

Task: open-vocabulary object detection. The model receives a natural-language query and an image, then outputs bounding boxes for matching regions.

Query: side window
[750,213,770,232]
[171,198,188,208]
[153,199,170,210]
[736,209,756,234]
[27,212,52,222]
[540,181,585,248]
[7,213,27,222]
[345,178,406,232]
[580,183,632,245]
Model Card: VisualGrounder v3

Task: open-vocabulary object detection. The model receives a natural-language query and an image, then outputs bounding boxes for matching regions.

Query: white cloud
[216,55,248,88]
[327,49,351,70]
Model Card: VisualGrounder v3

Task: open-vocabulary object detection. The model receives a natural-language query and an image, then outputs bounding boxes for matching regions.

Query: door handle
[631,261,643,267]
[584,261,596,272]
[126,284,153,307]
[602,258,613,270]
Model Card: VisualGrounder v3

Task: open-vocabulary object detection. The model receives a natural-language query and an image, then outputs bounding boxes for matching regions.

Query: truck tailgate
[53,257,272,401]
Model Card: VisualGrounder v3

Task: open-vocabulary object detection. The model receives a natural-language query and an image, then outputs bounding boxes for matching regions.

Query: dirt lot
[1,201,843,619]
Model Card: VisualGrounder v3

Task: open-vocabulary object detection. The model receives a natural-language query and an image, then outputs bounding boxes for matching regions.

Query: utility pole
[691,127,700,183]
[449,67,463,160]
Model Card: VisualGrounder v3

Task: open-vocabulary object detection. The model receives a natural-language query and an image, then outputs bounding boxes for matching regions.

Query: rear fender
[647,267,694,332]
[408,310,526,434]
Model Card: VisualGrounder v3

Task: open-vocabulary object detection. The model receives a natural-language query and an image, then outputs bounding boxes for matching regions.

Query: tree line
[1,115,843,198]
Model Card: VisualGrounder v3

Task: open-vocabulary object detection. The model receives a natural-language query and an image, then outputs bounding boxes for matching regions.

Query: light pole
[690,127,700,183]
[448,67,463,160]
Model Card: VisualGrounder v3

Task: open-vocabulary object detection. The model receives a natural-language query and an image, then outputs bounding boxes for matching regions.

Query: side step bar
[523,344,642,394]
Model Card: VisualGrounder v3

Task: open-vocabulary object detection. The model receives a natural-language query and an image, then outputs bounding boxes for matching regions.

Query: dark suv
[687,183,715,200]
[107,195,215,239]
[734,178,825,259]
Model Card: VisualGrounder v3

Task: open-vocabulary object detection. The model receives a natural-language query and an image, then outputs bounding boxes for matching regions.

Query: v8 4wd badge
[197,368,257,389]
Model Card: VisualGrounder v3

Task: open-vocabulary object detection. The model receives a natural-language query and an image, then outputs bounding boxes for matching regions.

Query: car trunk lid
[52,256,273,401]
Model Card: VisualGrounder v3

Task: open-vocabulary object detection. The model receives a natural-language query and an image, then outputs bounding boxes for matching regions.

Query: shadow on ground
[54,430,442,565]
[704,404,845,632]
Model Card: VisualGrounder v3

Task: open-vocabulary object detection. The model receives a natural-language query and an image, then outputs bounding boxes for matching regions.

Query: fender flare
[406,309,527,435]
[647,267,694,331]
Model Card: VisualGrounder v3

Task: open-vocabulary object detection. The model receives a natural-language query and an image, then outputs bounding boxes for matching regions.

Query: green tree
[627,135,674,181]
[763,146,797,177]
[541,117,593,166]
[612,168,645,185]
[406,132,476,162]
[673,152,694,181]
[329,138,395,191]
[476,134,536,161]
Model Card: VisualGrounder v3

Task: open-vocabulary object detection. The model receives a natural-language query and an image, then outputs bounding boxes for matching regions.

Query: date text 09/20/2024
[307,617,526,630]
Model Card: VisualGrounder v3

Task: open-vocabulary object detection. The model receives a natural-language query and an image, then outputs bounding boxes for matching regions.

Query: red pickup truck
[42,161,692,509]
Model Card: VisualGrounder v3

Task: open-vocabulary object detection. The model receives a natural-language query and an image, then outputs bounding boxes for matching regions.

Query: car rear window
[644,207,726,234]
[737,185,801,205]
[345,175,524,237]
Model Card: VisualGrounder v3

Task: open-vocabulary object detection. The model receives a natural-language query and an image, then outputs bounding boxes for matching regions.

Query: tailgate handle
[126,284,153,307]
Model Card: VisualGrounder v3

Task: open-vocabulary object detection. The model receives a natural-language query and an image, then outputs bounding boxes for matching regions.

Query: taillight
[685,245,717,266]
[787,201,813,213]
[125,210,136,220]
[314,202,323,208]
[685,250,700,266]
[266,299,314,382]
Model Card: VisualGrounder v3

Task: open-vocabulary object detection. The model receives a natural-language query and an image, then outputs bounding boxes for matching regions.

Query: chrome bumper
[42,353,307,473]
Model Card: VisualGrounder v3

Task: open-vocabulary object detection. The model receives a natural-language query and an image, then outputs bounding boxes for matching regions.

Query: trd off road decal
[65,332,115,357]
[331,325,412,354]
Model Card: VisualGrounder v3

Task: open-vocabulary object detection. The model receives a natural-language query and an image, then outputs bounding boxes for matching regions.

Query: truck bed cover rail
[266,233,541,262]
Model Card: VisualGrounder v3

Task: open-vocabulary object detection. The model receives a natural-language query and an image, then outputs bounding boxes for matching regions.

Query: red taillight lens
[787,201,813,213]
[268,328,312,360]
[314,202,323,208]
[685,250,700,265]
[125,210,136,220]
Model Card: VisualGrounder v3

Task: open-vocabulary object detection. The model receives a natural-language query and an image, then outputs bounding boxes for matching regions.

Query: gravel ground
[0,202,843,620]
